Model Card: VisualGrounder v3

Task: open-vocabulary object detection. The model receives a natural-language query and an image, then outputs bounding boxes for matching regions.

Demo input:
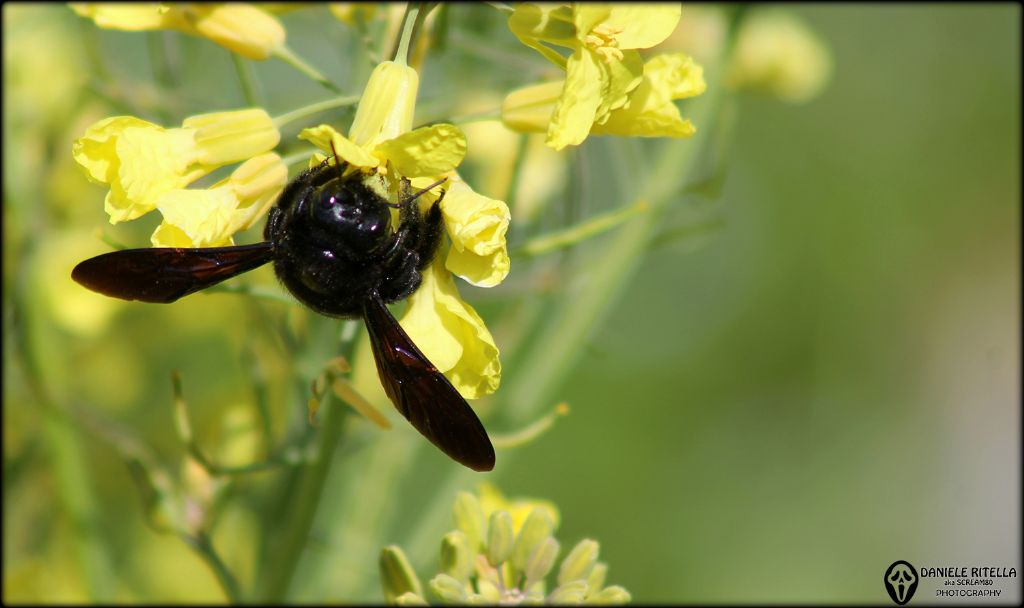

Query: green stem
[256,394,350,601]
[272,44,341,93]
[272,97,361,130]
[232,53,261,107]
[510,199,650,258]
[505,133,529,215]
[392,3,421,65]
[183,532,242,603]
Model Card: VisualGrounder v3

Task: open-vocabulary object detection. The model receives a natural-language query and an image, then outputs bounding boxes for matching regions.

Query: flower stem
[183,532,242,603]
[232,53,261,107]
[273,44,341,93]
[273,97,360,130]
[392,3,421,65]
[510,199,650,258]
[255,393,350,601]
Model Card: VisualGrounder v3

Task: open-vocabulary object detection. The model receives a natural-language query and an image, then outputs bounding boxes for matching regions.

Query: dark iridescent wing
[72,243,275,303]
[362,293,495,471]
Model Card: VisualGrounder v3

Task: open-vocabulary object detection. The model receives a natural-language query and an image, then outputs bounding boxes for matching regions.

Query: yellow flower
[507,3,685,149]
[72,109,280,225]
[152,152,287,247]
[307,61,508,400]
[69,3,285,60]
[503,52,705,141]
[727,10,833,103]
[399,256,501,399]
[593,53,705,137]
[412,176,510,289]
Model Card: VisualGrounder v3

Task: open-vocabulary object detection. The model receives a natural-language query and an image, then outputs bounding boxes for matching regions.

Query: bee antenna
[389,177,447,209]
[329,138,344,177]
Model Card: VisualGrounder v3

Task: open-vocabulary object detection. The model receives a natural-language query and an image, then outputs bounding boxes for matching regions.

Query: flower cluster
[502,3,705,150]
[72,54,508,400]
[380,485,630,605]
[297,60,508,399]
[72,110,285,247]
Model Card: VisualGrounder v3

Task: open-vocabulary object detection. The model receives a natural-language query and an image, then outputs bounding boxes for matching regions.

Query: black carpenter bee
[72,156,495,472]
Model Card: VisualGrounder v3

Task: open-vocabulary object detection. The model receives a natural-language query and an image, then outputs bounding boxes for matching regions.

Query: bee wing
[72,243,275,303]
[362,294,495,471]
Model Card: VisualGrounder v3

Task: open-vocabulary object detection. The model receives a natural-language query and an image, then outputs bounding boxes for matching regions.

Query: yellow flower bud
[187,4,285,60]
[727,11,833,103]
[184,109,280,166]
[348,61,419,147]
[379,545,423,604]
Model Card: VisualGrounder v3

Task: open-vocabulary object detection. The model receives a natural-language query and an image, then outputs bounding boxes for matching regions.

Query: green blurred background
[3,3,1019,604]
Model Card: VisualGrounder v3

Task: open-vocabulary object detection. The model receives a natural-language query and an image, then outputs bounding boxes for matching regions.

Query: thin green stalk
[256,394,350,601]
[505,133,529,215]
[183,532,242,603]
[273,97,360,130]
[273,44,341,93]
[232,54,261,107]
[391,3,422,65]
[510,199,650,259]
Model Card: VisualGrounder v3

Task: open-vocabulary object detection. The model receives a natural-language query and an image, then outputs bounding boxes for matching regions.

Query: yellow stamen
[585,23,625,64]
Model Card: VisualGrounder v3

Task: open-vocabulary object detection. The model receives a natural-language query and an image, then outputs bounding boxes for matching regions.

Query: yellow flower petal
[348,61,419,147]
[645,53,706,100]
[72,115,156,184]
[183,108,280,166]
[106,125,199,223]
[399,258,501,399]
[298,125,379,169]
[74,109,280,224]
[446,247,510,290]
[546,49,604,150]
[150,153,286,247]
[594,53,704,138]
[187,4,285,60]
[593,48,643,125]
[154,188,238,247]
[507,3,575,67]
[572,5,613,41]
[437,181,510,288]
[226,152,287,232]
[378,124,467,178]
[150,221,194,248]
[602,4,681,49]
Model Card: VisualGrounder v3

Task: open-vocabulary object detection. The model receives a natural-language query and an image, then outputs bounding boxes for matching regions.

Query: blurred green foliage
[3,3,1019,604]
